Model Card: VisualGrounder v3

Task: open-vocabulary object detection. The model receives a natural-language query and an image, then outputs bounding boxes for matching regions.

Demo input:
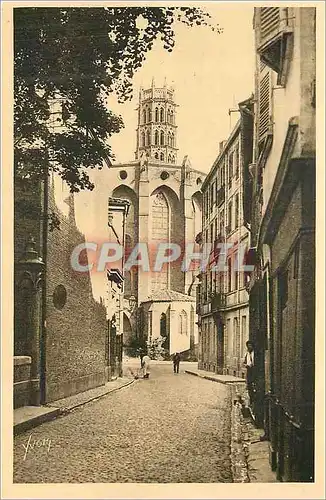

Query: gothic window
[147,108,152,123]
[143,109,146,124]
[155,108,159,122]
[171,133,175,147]
[155,130,159,145]
[160,131,165,146]
[172,155,175,164]
[160,152,165,161]
[168,154,171,163]
[147,130,151,146]
[171,111,174,123]
[141,132,145,147]
[160,108,164,122]
[160,313,167,338]
[179,310,188,335]
[151,191,169,291]
[155,152,159,159]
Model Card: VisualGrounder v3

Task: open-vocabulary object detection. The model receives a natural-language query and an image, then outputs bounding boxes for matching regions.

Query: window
[220,209,224,236]
[255,7,294,86]
[228,152,233,184]
[235,193,239,229]
[235,145,239,178]
[155,152,159,160]
[171,111,174,123]
[143,109,146,124]
[228,202,232,232]
[160,108,164,122]
[160,131,165,146]
[241,316,247,357]
[147,108,151,123]
[160,152,165,161]
[155,108,159,122]
[258,67,272,141]
[228,257,232,292]
[151,192,169,291]
[171,133,175,147]
[211,183,214,207]
[146,130,151,146]
[233,318,239,357]
[155,130,159,145]
[179,310,188,336]
[141,132,145,147]
[234,251,238,290]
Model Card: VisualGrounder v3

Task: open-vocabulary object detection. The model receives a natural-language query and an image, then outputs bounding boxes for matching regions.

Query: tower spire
[135,81,178,165]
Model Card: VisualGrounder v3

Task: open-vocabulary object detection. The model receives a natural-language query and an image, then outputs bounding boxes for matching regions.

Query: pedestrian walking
[142,354,151,379]
[244,340,256,405]
[172,352,181,374]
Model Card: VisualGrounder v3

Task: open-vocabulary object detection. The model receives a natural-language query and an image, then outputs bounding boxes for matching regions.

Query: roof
[144,289,195,303]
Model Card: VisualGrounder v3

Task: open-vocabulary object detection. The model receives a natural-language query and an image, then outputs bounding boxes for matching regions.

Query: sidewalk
[185,367,278,483]
[14,377,135,435]
[185,367,246,385]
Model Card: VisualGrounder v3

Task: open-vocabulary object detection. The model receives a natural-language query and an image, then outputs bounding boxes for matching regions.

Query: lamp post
[15,235,45,405]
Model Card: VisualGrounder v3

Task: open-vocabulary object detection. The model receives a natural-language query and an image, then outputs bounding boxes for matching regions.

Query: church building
[90,80,206,358]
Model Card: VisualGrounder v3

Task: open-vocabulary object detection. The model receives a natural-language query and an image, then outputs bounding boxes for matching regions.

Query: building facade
[88,81,205,357]
[244,7,316,482]
[197,114,251,377]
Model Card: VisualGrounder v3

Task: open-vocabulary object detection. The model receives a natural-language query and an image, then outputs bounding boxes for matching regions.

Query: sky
[107,4,255,173]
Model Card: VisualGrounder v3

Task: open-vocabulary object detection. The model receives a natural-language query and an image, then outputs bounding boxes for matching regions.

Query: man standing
[244,340,255,405]
[172,352,181,374]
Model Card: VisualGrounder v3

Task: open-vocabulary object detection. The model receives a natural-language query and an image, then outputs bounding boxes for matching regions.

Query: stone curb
[14,408,62,436]
[51,378,137,415]
[14,378,136,436]
[229,384,250,483]
[184,369,246,385]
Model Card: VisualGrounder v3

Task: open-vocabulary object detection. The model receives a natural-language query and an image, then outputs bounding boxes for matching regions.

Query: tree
[14,7,220,192]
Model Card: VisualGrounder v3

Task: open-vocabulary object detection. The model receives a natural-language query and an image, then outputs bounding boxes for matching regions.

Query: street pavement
[14,362,233,483]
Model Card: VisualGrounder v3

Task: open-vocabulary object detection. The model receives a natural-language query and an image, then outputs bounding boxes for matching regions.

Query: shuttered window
[260,7,280,44]
[258,70,271,140]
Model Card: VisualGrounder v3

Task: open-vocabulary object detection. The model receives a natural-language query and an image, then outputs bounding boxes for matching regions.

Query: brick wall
[45,185,107,402]
[14,179,108,403]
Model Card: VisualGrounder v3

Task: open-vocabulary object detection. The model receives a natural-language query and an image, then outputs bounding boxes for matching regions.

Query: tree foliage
[14,7,220,192]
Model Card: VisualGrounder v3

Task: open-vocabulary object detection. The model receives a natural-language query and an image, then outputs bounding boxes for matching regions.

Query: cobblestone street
[14,363,233,483]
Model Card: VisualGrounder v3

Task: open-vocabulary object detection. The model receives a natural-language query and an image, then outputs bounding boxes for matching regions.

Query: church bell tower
[135,79,178,164]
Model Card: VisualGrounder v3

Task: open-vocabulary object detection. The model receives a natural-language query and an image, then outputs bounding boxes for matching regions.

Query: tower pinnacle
[135,81,178,165]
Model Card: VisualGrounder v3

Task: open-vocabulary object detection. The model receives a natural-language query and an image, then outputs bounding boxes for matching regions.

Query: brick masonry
[14,179,108,404]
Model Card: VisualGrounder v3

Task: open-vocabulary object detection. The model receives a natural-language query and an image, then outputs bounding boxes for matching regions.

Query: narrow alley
[14,364,232,483]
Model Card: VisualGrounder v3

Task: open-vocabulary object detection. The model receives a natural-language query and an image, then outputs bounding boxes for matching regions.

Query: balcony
[217,186,225,206]
[211,293,226,312]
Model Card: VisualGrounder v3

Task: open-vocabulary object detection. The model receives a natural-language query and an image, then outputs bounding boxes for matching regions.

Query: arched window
[171,133,175,147]
[155,130,159,146]
[160,108,164,122]
[146,130,151,146]
[171,155,175,164]
[141,132,145,147]
[147,108,151,123]
[168,154,171,163]
[151,191,169,291]
[160,131,164,146]
[155,152,159,159]
[160,152,165,162]
[179,310,188,335]
[143,109,146,124]
[155,108,159,122]
[171,111,174,124]
[160,312,167,338]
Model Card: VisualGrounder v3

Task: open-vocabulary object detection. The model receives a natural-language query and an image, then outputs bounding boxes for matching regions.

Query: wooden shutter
[259,7,280,45]
[258,70,271,140]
